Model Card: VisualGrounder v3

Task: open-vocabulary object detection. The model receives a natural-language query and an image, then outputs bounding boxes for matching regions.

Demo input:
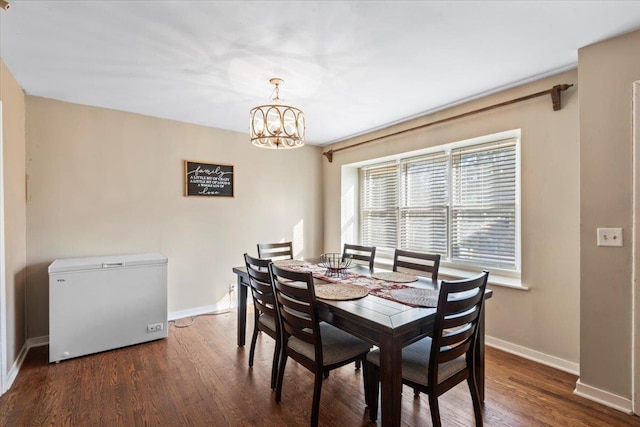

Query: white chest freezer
[48,253,168,363]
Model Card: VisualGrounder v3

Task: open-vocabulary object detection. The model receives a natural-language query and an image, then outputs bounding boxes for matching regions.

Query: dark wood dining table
[232,261,491,427]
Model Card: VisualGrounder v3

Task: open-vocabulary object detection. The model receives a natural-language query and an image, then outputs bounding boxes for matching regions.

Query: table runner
[283,262,436,307]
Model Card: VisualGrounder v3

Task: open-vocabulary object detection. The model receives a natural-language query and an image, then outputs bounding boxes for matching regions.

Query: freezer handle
[102,262,125,268]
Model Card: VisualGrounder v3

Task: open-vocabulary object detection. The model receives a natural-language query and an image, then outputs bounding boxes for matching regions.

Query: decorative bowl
[320,253,352,272]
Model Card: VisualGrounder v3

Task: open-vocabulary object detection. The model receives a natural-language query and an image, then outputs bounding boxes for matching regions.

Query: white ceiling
[2,1,640,145]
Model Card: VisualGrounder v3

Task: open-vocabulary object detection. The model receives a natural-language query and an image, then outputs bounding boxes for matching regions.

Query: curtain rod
[322,84,573,162]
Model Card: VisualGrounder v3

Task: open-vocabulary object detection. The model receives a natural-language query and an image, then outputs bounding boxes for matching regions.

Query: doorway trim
[0,100,7,395]
[633,81,640,414]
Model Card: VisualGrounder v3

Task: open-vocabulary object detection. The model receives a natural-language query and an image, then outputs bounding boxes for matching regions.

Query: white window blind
[360,162,398,249]
[399,152,448,256]
[359,137,519,272]
[451,140,517,269]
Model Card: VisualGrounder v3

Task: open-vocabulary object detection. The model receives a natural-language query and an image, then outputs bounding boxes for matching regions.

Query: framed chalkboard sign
[184,160,234,197]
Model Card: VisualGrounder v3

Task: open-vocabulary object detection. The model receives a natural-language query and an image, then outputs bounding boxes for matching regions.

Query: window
[360,137,519,272]
[400,152,449,256]
[360,162,398,249]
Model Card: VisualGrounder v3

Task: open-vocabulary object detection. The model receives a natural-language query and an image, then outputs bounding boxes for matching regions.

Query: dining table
[232,259,492,427]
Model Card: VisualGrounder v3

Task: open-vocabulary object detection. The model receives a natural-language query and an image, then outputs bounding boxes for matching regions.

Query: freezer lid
[48,253,167,273]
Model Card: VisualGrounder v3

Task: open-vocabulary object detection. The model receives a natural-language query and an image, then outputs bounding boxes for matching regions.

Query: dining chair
[393,249,441,283]
[257,241,293,261]
[243,253,280,389]
[342,243,376,370]
[269,264,372,427]
[364,271,489,427]
[393,249,442,397]
[342,243,376,272]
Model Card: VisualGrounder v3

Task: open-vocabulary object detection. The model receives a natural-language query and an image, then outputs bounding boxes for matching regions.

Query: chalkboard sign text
[184,161,234,197]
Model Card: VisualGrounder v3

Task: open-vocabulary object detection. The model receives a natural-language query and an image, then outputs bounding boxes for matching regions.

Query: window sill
[374,259,529,291]
[437,266,529,291]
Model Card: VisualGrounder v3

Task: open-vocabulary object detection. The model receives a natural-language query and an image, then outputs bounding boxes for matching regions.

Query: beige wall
[0,60,27,375]
[323,70,581,364]
[579,29,640,399]
[25,96,323,338]
[5,28,639,406]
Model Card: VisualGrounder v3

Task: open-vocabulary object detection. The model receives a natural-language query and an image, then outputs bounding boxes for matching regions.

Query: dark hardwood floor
[1,310,639,426]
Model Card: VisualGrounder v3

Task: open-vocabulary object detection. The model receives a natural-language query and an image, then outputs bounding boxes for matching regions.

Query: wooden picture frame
[184,160,234,197]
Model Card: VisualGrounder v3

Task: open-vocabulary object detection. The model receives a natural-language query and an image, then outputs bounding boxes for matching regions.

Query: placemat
[315,284,369,301]
[273,259,308,268]
[389,288,440,307]
[370,271,418,283]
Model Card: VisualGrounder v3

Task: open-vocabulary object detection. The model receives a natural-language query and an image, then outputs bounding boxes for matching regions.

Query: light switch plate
[597,228,623,247]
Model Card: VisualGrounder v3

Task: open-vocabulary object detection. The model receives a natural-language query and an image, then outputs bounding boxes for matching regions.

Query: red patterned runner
[285,263,422,306]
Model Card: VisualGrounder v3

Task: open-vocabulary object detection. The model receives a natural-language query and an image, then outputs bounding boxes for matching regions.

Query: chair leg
[361,356,370,407]
[428,394,442,427]
[467,376,484,427]
[414,387,420,398]
[275,351,288,403]
[270,339,280,389]
[364,361,380,421]
[355,359,361,370]
[248,323,259,367]
[311,371,323,427]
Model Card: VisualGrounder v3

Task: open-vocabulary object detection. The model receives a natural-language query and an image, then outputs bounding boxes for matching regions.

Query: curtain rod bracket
[322,83,574,163]
[551,84,572,111]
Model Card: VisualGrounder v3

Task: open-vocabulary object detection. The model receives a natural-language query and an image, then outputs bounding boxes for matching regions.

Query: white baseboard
[574,379,633,414]
[168,302,235,321]
[4,340,30,393]
[485,335,580,375]
[168,290,242,321]
[28,335,49,348]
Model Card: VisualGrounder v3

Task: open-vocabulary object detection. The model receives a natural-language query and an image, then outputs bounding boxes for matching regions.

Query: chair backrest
[342,244,376,271]
[269,264,323,366]
[257,242,293,261]
[244,253,277,321]
[428,271,489,388]
[393,249,441,283]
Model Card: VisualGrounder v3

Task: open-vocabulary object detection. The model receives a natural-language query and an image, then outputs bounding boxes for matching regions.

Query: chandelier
[250,78,305,149]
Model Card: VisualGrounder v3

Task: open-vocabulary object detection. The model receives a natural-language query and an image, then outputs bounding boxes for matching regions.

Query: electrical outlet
[229,283,235,293]
[147,323,163,333]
